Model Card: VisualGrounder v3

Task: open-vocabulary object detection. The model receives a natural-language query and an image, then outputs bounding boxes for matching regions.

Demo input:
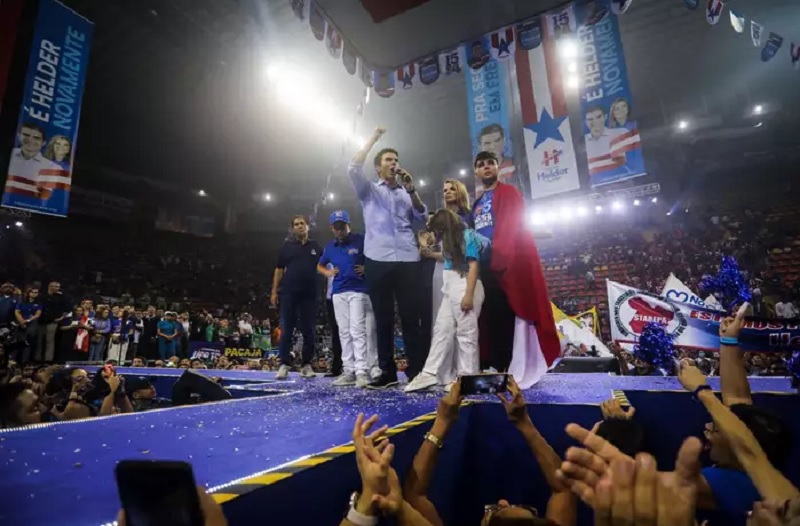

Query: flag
[439,47,465,76]
[611,0,633,15]
[706,0,723,25]
[466,38,491,70]
[489,27,515,61]
[516,17,543,50]
[418,55,440,85]
[791,43,800,69]
[684,0,699,9]
[358,59,373,87]
[372,70,395,97]
[309,1,325,40]
[342,42,357,75]
[325,24,342,58]
[515,12,580,198]
[762,32,783,62]
[751,21,763,47]
[545,3,576,37]
[396,63,415,89]
[729,10,744,33]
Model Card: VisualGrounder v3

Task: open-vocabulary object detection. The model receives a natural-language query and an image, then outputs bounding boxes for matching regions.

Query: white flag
[751,20,763,47]
[729,10,745,33]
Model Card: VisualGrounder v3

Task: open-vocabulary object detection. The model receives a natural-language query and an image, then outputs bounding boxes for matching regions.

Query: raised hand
[352,413,394,512]
[719,307,745,339]
[435,379,463,427]
[600,398,635,420]
[496,376,530,428]
[677,360,708,393]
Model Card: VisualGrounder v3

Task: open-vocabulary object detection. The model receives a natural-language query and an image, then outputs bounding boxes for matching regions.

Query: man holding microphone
[348,127,427,388]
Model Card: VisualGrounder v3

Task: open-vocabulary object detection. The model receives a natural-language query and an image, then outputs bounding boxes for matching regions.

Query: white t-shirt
[238,320,253,335]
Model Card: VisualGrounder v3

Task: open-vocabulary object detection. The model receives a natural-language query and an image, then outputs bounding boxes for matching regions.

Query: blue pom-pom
[787,351,800,388]
[634,322,677,374]
[700,256,752,312]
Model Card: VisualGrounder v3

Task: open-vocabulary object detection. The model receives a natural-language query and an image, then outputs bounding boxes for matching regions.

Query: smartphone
[115,460,204,526]
[460,373,509,395]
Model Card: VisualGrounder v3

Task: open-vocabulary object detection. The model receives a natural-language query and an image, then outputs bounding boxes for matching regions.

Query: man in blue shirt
[317,210,374,388]
[348,126,428,389]
[0,283,16,328]
[271,215,322,380]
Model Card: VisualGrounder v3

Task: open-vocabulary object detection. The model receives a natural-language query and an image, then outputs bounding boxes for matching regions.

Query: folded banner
[465,43,516,195]
[608,280,799,352]
[2,0,93,217]
[575,0,646,188]
[515,11,581,199]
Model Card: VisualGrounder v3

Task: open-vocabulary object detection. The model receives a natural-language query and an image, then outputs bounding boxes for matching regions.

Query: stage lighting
[753,104,763,115]
[546,210,558,223]
[560,207,573,221]
[577,206,588,217]
[677,120,689,131]
[566,75,579,89]
[264,193,272,201]
[459,168,467,176]
[567,61,578,73]
[198,190,207,197]
[14,221,23,227]
[651,197,658,204]
[419,180,427,187]
[612,201,623,211]
[595,205,603,213]
[328,193,335,201]
[531,212,545,226]
[266,61,286,81]
[559,39,578,59]
[633,199,641,206]
[667,211,672,216]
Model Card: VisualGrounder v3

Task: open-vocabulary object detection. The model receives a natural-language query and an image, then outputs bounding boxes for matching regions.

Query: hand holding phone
[115,460,217,526]
[460,373,509,395]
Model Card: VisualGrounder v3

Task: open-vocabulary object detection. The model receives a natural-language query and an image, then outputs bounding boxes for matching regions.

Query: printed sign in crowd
[607,280,800,352]
[189,342,276,361]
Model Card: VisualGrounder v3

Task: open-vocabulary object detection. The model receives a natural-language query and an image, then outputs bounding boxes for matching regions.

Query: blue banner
[2,0,93,217]
[464,44,516,195]
[575,0,645,187]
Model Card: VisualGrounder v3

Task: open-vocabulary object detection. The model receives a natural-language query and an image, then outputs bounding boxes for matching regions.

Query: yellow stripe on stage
[240,472,293,485]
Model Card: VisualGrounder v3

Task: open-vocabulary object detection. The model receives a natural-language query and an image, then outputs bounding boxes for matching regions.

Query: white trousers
[422,270,485,380]
[107,341,129,364]
[333,291,372,375]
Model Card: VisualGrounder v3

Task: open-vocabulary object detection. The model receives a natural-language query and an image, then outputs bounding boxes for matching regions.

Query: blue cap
[329,210,350,225]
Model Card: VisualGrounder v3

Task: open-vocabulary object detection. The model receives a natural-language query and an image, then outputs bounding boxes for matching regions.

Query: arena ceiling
[57,0,800,223]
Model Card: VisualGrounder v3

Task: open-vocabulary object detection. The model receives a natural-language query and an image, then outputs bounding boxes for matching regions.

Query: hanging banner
[706,0,724,25]
[396,63,416,90]
[439,47,465,77]
[465,54,515,195]
[576,0,646,188]
[2,0,93,218]
[324,24,342,58]
[762,32,783,62]
[751,21,763,47]
[608,280,800,352]
[489,27,516,61]
[573,307,599,335]
[729,10,745,33]
[418,55,440,86]
[792,43,800,69]
[372,70,395,98]
[0,0,26,112]
[545,4,577,38]
[465,37,492,70]
[516,13,580,199]
[342,42,357,75]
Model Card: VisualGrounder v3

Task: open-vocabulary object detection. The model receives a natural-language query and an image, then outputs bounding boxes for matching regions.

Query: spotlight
[419,180,427,187]
[566,75,579,89]
[595,205,603,213]
[531,212,545,226]
[651,197,658,204]
[753,104,763,115]
[666,211,672,216]
[264,193,272,201]
[612,201,623,211]
[633,199,641,206]
[560,207,573,221]
[559,39,578,59]
[754,121,763,128]
[198,190,207,197]
[14,221,23,227]
[459,169,467,177]
[567,61,578,73]
[328,193,335,201]
[546,210,558,223]
[266,61,286,81]
[576,206,588,217]
[677,120,689,131]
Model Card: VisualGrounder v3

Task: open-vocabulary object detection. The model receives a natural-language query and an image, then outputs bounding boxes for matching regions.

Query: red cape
[480,183,561,365]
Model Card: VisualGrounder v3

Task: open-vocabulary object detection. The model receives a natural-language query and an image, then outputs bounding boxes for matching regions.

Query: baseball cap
[126,376,154,393]
[329,210,350,225]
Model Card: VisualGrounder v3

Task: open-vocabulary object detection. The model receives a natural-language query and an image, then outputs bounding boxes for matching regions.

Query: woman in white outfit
[419,179,473,385]
[405,209,485,392]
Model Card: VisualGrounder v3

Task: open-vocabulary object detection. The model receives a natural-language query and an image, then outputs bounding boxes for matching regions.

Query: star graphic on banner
[525,108,567,148]
[497,38,511,56]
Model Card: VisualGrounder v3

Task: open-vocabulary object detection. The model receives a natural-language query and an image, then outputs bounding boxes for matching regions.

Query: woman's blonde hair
[443,178,470,216]
[44,135,72,163]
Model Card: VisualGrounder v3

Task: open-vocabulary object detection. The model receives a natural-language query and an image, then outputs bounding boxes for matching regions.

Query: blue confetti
[700,256,752,312]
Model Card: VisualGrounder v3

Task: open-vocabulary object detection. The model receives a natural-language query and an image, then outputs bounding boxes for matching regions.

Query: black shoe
[366,373,399,390]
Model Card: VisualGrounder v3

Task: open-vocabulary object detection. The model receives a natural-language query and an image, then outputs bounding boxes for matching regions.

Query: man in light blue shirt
[348,126,428,388]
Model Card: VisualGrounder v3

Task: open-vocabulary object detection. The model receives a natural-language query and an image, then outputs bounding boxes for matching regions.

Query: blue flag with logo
[1,0,93,218]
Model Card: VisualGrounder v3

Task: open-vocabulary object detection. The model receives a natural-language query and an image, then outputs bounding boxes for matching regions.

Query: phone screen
[115,461,204,526]
[460,373,509,395]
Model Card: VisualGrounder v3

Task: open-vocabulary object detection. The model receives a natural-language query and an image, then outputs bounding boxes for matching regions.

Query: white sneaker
[444,381,455,393]
[333,372,356,386]
[370,366,382,380]
[276,365,290,380]
[300,364,316,378]
[355,373,370,388]
[403,371,438,393]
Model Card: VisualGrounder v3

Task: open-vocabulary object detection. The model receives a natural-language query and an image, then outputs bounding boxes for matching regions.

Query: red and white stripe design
[515,16,580,199]
[5,168,70,198]
[587,128,642,175]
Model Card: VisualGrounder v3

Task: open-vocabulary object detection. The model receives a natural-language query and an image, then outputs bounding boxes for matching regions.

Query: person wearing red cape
[472,151,561,389]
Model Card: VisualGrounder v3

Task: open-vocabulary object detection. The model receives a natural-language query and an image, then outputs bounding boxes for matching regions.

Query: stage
[1,369,797,526]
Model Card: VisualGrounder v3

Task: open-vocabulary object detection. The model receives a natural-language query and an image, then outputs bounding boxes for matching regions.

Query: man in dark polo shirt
[37,281,71,362]
[271,215,322,380]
